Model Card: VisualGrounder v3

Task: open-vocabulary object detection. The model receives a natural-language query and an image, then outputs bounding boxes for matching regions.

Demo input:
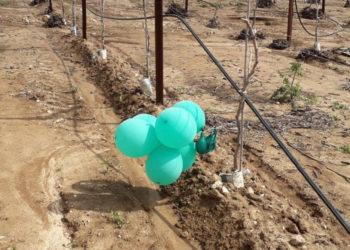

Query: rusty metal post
[287,0,294,42]
[155,0,163,105]
[185,0,189,12]
[48,0,53,13]
[82,0,87,39]
[322,0,325,15]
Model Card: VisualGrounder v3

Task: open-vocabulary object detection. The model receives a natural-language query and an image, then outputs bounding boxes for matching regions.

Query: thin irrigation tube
[84,6,350,234]
[294,0,344,37]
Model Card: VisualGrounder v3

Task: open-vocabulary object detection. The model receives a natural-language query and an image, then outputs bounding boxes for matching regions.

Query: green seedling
[271,62,303,103]
[332,102,348,110]
[340,145,350,154]
[305,96,318,105]
[103,159,110,173]
[111,210,125,228]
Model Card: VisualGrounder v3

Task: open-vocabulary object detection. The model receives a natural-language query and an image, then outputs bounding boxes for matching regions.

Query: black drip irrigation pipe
[85,6,350,234]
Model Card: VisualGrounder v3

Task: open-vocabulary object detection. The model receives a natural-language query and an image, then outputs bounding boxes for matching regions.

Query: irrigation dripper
[220,169,251,188]
[97,49,107,60]
[70,26,77,36]
[139,77,153,97]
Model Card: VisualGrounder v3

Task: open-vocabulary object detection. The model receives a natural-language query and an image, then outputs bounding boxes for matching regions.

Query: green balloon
[179,142,196,171]
[115,118,160,158]
[134,114,157,127]
[174,100,205,133]
[155,107,197,149]
[146,146,183,185]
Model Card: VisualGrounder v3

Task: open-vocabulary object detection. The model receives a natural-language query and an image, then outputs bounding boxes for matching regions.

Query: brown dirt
[1,0,350,249]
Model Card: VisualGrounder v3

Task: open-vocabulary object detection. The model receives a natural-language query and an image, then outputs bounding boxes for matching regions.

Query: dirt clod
[269,39,290,50]
[257,0,276,8]
[289,235,306,247]
[44,13,65,28]
[236,29,266,40]
[29,0,46,6]
[165,3,187,18]
[301,7,324,19]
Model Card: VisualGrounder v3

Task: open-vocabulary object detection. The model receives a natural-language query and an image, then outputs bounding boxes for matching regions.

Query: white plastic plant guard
[314,42,321,52]
[70,26,77,36]
[99,49,107,60]
[139,77,153,97]
[219,171,244,188]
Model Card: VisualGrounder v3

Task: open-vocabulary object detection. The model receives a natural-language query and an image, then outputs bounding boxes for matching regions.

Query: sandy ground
[0,0,350,249]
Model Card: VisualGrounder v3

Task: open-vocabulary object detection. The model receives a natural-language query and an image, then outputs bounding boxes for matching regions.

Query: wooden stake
[155,0,163,105]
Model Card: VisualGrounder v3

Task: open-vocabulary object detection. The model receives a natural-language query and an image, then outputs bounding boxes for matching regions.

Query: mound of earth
[44,13,65,28]
[236,29,266,40]
[269,39,290,50]
[301,7,324,19]
[165,3,188,18]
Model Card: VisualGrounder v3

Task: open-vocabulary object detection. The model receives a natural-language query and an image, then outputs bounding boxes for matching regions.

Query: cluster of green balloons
[115,101,205,186]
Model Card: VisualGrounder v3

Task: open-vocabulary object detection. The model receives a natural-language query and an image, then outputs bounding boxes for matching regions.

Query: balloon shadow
[48,179,165,213]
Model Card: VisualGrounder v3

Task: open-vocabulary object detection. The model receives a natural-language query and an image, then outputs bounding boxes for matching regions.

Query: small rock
[42,15,50,22]
[247,186,254,194]
[222,186,229,194]
[289,235,306,247]
[211,180,223,189]
[0,235,5,240]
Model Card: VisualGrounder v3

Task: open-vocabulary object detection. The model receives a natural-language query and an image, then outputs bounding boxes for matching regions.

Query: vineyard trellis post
[155,0,164,104]
[322,0,326,14]
[185,0,189,12]
[82,0,87,39]
[287,0,294,42]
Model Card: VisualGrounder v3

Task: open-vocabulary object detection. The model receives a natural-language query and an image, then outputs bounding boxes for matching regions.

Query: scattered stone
[269,39,290,50]
[289,235,306,247]
[221,186,229,194]
[247,186,255,194]
[211,180,223,189]
[42,15,50,22]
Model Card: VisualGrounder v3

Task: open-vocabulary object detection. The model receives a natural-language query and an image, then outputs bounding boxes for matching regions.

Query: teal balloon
[174,100,205,133]
[155,107,197,149]
[146,146,183,185]
[179,142,196,171]
[115,118,160,158]
[134,114,156,127]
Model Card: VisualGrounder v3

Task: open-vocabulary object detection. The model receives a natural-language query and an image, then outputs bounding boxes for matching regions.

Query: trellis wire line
[83,6,350,234]
[100,0,105,50]
[142,0,151,78]
[294,0,344,37]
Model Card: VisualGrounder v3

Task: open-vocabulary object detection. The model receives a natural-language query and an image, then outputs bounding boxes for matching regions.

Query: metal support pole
[185,0,189,13]
[48,0,53,13]
[287,0,294,42]
[82,0,87,39]
[155,0,163,105]
[322,0,325,15]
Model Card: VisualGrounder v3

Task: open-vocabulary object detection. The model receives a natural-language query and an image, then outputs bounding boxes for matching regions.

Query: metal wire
[294,0,344,37]
[84,5,350,234]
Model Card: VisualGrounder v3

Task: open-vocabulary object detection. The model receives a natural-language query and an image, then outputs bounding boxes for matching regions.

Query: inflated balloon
[155,107,197,149]
[115,118,160,158]
[146,146,183,185]
[174,100,205,133]
[179,142,196,171]
[134,114,157,127]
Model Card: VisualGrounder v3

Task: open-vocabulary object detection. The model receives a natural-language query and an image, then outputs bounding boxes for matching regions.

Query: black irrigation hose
[85,6,350,234]
[294,0,344,37]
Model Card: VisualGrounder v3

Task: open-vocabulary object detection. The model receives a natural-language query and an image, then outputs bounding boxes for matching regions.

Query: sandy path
[0,2,197,249]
